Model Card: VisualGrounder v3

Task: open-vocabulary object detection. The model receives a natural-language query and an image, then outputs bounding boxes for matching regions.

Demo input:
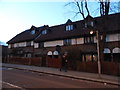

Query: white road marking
[2,81,26,90]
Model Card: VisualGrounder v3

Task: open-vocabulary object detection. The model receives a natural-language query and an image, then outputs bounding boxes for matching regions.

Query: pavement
[2,63,120,86]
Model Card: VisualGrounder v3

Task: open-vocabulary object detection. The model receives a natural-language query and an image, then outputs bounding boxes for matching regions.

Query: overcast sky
[0,0,119,44]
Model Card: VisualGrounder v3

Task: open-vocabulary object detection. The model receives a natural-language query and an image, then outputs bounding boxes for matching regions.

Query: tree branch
[76,1,85,19]
[85,0,90,15]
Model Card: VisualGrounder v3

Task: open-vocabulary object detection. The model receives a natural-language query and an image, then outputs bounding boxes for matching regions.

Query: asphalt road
[2,67,119,89]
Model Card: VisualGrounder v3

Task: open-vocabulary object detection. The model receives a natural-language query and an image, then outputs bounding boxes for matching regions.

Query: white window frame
[42,30,47,35]
[66,25,73,31]
[31,30,35,35]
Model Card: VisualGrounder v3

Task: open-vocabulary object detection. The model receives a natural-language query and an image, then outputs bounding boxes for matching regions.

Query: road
[2,67,119,89]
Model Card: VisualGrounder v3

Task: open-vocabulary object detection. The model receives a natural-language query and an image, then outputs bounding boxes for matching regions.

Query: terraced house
[7,13,120,74]
[7,25,49,58]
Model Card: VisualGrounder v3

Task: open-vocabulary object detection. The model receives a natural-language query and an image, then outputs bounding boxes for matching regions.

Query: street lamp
[90,30,101,78]
[90,30,94,35]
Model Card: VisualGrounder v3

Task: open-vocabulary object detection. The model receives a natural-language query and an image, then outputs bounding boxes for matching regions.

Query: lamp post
[90,30,101,78]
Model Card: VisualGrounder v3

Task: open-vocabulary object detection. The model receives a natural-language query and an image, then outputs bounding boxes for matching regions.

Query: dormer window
[41,29,47,35]
[66,25,73,31]
[85,15,94,28]
[31,30,35,35]
[85,21,94,28]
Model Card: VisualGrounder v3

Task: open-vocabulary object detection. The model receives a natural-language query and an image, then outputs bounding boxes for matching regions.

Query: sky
[0,0,119,44]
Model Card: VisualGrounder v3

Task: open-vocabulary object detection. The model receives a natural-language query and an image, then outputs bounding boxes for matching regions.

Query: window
[82,54,97,62]
[18,42,26,47]
[84,36,94,44]
[34,43,39,48]
[85,54,92,62]
[63,39,71,46]
[41,30,47,35]
[8,44,11,48]
[47,51,53,58]
[31,41,34,46]
[26,42,31,47]
[112,47,120,53]
[53,51,59,58]
[26,41,33,47]
[14,43,18,48]
[39,42,44,48]
[85,21,94,28]
[66,25,73,31]
[106,34,120,42]
[31,30,35,35]
[104,48,111,54]
[93,54,97,61]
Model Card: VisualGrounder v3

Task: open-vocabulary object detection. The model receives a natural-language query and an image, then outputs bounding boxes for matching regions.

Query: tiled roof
[7,13,120,44]
[34,21,91,42]
[7,30,37,44]
[35,13,120,42]
[95,13,120,33]
[7,25,47,44]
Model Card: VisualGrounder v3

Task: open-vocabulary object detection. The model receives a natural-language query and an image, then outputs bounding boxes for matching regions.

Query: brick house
[7,13,120,67]
[7,25,49,58]
[33,13,120,63]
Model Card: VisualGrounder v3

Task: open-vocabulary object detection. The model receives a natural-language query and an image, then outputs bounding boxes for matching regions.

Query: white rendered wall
[44,40,63,47]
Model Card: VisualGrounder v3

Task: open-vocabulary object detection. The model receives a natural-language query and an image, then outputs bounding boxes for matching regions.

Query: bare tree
[66,0,120,19]
[65,0,90,20]
[99,0,110,16]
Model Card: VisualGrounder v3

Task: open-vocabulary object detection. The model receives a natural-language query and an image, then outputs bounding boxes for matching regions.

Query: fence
[4,57,120,76]
[76,60,120,76]
[76,61,98,73]
[6,57,42,66]
[47,57,61,68]
[101,61,120,76]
